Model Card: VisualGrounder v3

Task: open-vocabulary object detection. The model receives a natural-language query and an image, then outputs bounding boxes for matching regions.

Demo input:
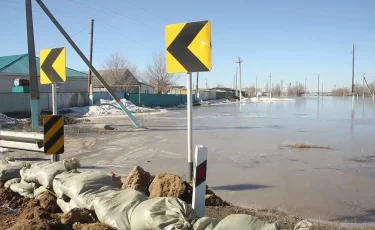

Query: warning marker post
[192,145,208,217]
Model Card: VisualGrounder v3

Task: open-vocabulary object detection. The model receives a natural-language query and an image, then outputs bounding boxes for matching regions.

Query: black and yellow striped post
[43,115,64,157]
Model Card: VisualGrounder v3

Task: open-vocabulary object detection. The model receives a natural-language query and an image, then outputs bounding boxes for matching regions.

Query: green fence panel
[126,93,195,107]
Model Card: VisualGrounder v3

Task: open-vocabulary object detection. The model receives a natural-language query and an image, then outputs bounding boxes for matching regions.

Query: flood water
[144,96,375,224]
[76,96,375,224]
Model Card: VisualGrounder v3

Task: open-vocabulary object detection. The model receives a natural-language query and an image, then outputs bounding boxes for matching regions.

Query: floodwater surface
[141,96,375,224]
[61,96,375,225]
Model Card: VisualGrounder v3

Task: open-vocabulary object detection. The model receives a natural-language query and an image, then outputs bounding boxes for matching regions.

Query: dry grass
[287,142,331,149]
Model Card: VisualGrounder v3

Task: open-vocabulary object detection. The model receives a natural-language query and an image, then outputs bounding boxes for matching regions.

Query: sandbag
[213,214,280,230]
[53,170,118,210]
[57,198,79,213]
[0,159,30,182]
[193,217,219,230]
[20,158,80,189]
[93,189,148,230]
[4,178,21,188]
[34,186,48,199]
[130,197,197,230]
[9,180,36,198]
[53,170,81,198]
[293,220,312,230]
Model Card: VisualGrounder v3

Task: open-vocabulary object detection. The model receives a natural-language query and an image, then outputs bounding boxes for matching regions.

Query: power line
[95,20,154,50]
[125,0,168,24]
[67,0,157,32]
[44,25,90,49]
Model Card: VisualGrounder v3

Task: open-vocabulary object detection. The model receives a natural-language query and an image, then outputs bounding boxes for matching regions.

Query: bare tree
[215,84,227,88]
[272,84,282,97]
[332,87,350,96]
[287,82,306,96]
[101,52,139,91]
[144,53,179,93]
[245,86,256,97]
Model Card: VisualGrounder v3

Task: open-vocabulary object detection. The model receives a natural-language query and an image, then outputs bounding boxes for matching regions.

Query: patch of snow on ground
[250,97,295,103]
[61,98,156,117]
[0,113,22,126]
[201,98,232,105]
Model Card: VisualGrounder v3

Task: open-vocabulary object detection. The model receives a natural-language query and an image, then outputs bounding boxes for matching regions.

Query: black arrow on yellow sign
[40,47,65,83]
[167,21,210,73]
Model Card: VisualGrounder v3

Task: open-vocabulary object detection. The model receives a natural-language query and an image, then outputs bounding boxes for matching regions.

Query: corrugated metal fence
[0,93,88,113]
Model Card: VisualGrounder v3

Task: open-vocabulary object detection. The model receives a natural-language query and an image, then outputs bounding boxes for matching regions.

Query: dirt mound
[148,173,192,201]
[0,188,113,230]
[60,208,97,225]
[205,193,230,206]
[121,166,151,195]
[110,172,122,188]
[73,223,115,230]
[39,192,62,213]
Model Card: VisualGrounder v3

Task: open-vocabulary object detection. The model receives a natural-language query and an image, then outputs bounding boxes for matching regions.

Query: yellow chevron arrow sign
[40,47,66,84]
[165,20,211,73]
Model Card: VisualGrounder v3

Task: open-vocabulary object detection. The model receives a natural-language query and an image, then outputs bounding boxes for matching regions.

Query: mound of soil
[0,188,112,230]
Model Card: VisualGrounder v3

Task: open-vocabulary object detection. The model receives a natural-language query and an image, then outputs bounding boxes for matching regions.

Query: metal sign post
[187,72,193,180]
[51,83,59,161]
[40,47,66,162]
[165,20,212,181]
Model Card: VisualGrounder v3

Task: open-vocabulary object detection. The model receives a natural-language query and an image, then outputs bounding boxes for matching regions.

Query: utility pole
[363,73,365,99]
[235,68,238,97]
[25,0,40,132]
[233,74,235,90]
[235,57,243,102]
[322,82,324,96]
[317,74,320,96]
[255,76,258,97]
[206,78,208,89]
[304,77,307,98]
[195,72,199,102]
[196,72,199,92]
[88,19,95,106]
[269,73,272,98]
[281,79,284,97]
[352,44,355,94]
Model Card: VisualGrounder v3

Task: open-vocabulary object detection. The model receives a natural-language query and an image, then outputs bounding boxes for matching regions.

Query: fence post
[192,145,208,217]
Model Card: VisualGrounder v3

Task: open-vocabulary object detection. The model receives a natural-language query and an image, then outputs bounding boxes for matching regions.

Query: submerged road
[8,97,375,224]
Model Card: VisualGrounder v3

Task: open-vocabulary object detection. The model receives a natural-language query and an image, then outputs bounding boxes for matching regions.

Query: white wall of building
[140,83,154,94]
[0,74,88,93]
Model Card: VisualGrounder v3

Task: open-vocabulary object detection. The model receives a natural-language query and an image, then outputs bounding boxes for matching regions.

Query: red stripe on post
[195,160,207,187]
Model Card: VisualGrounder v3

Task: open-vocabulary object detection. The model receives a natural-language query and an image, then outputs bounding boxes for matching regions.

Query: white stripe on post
[192,145,208,217]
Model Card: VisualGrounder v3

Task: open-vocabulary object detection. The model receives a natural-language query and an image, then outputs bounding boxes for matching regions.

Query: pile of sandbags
[53,170,119,211]
[0,158,80,199]
[0,158,30,182]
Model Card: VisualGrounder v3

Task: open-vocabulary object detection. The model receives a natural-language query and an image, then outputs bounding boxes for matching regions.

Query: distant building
[0,54,87,93]
[90,69,154,94]
[170,86,187,94]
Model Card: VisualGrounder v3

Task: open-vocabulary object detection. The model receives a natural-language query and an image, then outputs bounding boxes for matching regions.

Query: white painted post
[51,83,59,162]
[192,145,208,217]
[187,72,193,181]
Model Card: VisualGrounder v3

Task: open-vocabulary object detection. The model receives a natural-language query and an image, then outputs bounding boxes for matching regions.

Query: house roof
[89,69,154,88]
[0,54,87,78]
[171,86,186,89]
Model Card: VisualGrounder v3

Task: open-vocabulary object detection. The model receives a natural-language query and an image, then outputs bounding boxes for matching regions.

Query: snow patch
[250,97,295,103]
[201,98,232,105]
[61,98,156,117]
[0,113,22,126]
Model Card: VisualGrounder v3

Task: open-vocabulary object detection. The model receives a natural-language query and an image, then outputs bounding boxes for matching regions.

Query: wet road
[12,96,375,224]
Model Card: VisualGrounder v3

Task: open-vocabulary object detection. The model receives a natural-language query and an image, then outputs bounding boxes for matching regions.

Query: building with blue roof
[0,54,88,93]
